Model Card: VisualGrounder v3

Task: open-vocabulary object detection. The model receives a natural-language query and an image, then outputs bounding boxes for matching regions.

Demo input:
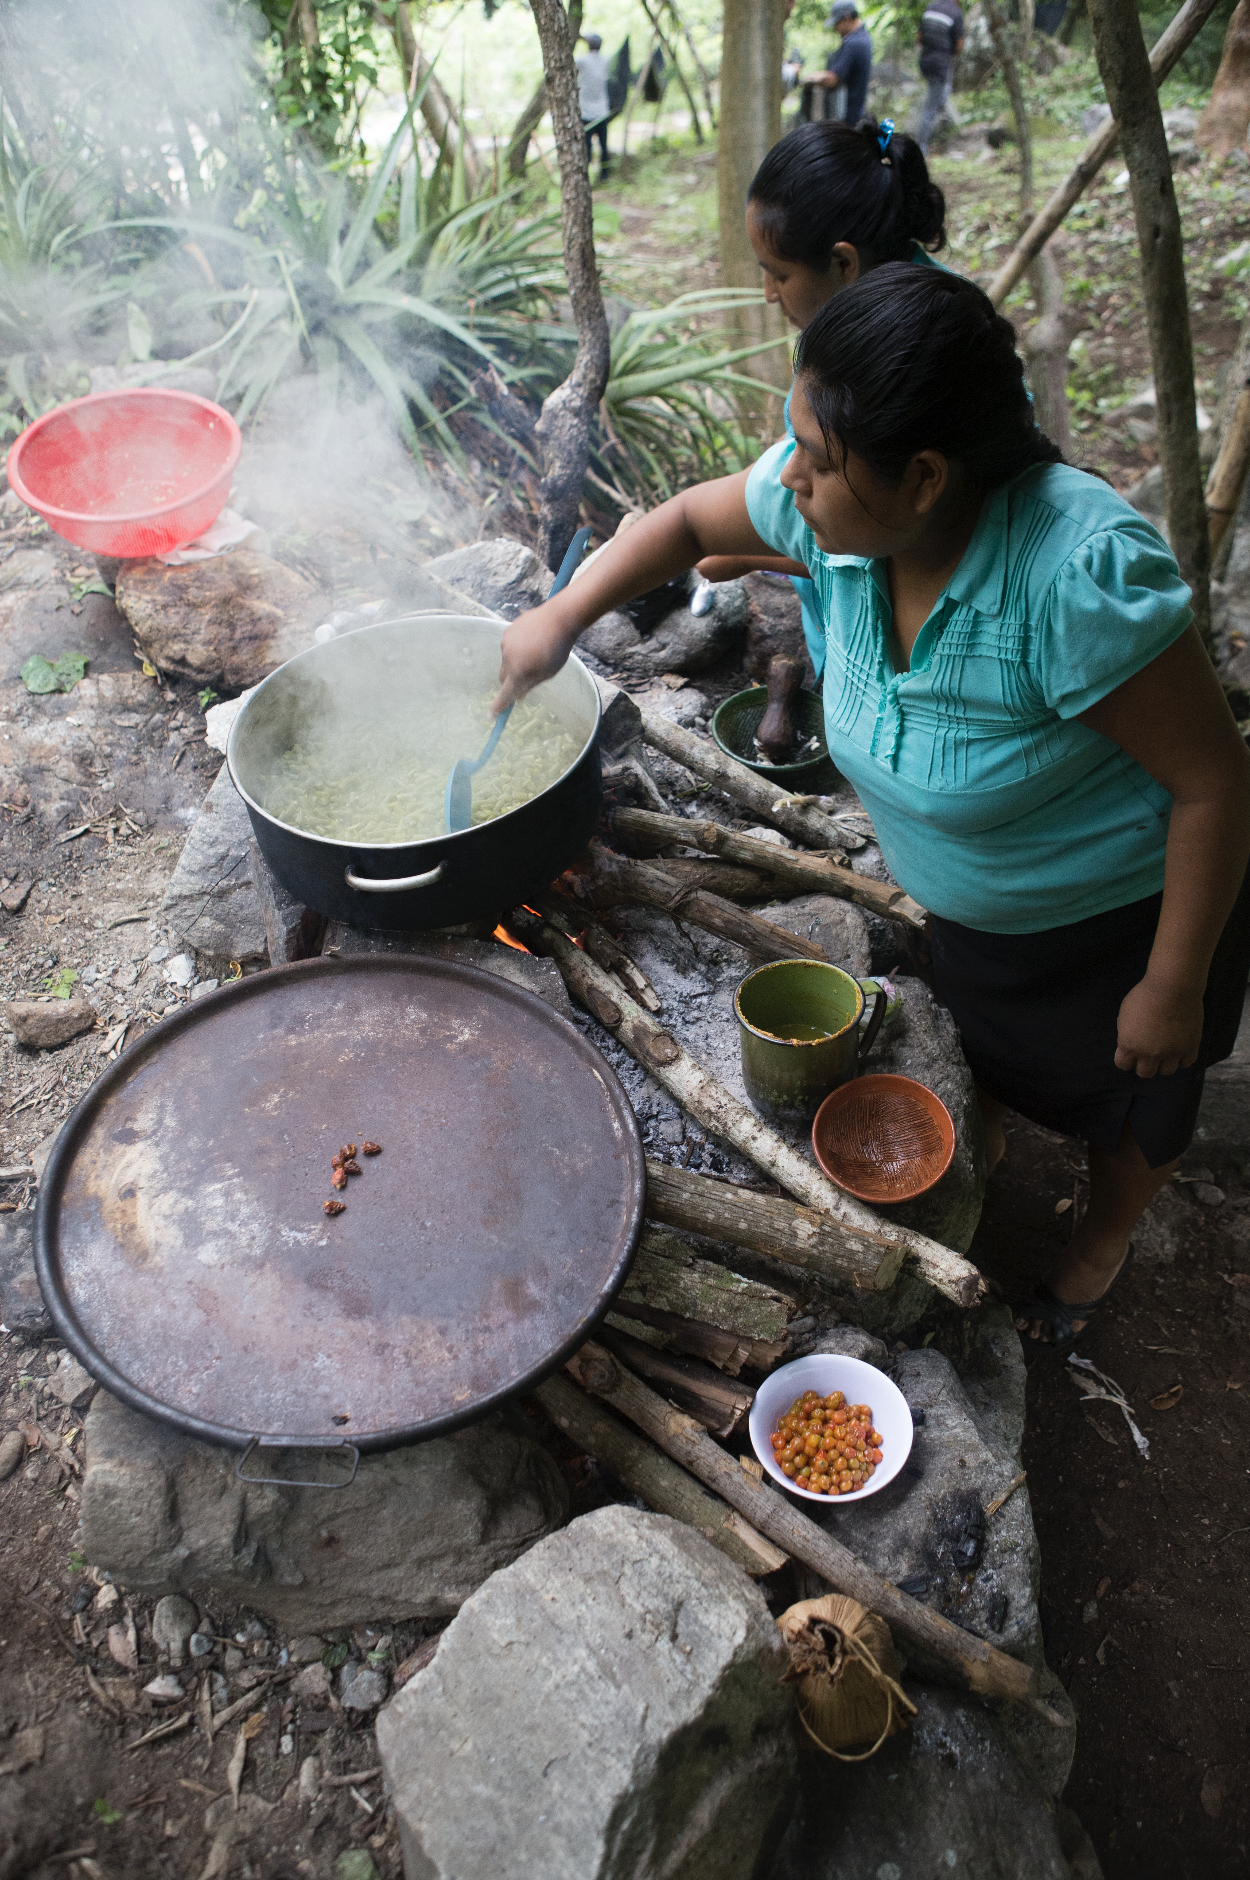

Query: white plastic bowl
[749,1354,914,1505]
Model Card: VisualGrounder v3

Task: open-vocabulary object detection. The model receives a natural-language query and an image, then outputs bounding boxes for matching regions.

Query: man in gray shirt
[576,32,612,176]
[916,0,963,154]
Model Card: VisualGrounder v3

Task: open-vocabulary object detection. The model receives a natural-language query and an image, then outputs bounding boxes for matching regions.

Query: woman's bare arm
[695,554,811,582]
[494,472,772,710]
[1077,625,1250,1078]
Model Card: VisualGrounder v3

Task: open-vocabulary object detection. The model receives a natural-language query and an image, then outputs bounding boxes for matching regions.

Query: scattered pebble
[279,1732,294,1754]
[44,1354,95,1409]
[164,954,195,988]
[0,1430,24,1480]
[152,1593,199,1665]
[1193,1183,1225,1207]
[190,979,218,1001]
[146,945,170,964]
[143,1672,186,1703]
[338,1660,388,1710]
[188,1631,214,1657]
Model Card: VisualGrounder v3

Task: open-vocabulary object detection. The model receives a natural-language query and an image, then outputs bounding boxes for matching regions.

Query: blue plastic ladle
[444,525,594,833]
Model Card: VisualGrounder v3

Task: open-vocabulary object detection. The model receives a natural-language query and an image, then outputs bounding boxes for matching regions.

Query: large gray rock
[810,1308,1076,1802]
[161,761,267,963]
[376,1506,798,1880]
[0,1212,50,1339]
[425,537,550,619]
[819,1337,1041,1666]
[81,1391,568,1630]
[4,997,97,1049]
[116,549,324,691]
[579,580,750,682]
[754,892,872,979]
[768,1686,1102,1880]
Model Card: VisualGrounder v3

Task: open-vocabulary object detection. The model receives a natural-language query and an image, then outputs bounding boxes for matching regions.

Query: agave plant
[111,91,566,470]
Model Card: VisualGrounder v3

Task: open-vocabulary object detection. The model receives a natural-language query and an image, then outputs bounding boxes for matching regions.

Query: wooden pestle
[755,654,805,766]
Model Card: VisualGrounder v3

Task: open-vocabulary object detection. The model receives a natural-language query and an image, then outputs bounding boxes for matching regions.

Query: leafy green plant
[93,1799,123,1827]
[198,686,220,710]
[21,651,88,694]
[43,967,79,998]
[69,1549,88,1571]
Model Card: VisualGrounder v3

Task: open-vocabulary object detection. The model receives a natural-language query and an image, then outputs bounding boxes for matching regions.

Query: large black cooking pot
[227,613,602,931]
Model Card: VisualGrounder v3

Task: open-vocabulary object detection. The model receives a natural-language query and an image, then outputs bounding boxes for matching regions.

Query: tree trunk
[384,2,487,196]
[527,0,612,568]
[506,0,583,178]
[717,0,790,397]
[1024,250,1074,453]
[1197,0,1250,156]
[1088,0,1213,653]
[1206,308,1250,555]
[668,0,718,129]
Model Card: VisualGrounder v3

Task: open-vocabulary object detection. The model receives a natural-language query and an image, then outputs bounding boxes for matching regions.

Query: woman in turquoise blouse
[496,267,1250,1352]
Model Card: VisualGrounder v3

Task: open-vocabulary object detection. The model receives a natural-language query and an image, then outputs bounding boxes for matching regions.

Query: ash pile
[16,537,1101,1880]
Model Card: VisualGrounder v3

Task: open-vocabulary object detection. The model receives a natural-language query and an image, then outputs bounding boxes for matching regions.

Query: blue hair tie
[878,119,894,155]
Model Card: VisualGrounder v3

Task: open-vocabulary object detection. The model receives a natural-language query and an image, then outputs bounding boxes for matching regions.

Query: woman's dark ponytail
[748,119,946,273]
[793,264,1066,491]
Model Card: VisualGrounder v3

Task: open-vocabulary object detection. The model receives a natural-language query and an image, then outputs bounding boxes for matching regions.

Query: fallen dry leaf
[1096,1576,1111,1599]
[1149,1384,1184,1412]
[240,1709,266,1742]
[1201,1768,1223,1820]
[227,1727,248,1809]
[1227,1379,1243,1391]
[1054,1196,1073,1215]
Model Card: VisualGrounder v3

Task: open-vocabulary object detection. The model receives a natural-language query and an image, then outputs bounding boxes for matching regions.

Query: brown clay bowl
[812,1073,956,1204]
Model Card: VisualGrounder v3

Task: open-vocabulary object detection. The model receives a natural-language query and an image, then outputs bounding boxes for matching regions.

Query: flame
[493,923,530,954]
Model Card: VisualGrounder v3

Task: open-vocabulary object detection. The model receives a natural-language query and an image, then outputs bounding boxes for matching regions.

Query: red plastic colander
[5,388,242,559]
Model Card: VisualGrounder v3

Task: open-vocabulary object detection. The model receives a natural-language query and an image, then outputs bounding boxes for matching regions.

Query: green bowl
[711,685,838,789]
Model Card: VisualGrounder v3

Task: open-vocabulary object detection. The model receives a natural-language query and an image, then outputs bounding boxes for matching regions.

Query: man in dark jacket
[800,3,872,126]
[916,0,963,154]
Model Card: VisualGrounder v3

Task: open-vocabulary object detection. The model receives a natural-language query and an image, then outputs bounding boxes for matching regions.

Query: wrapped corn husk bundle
[777,1594,917,1761]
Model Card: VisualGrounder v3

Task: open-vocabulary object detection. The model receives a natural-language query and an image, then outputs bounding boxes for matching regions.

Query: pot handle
[857,981,889,1068]
[344,861,446,893]
[236,1437,360,1489]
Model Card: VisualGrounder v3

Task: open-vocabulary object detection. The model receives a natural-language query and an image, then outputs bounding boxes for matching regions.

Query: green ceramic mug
[734,960,888,1125]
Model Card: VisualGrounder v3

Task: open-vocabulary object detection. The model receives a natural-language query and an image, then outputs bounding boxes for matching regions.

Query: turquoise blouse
[745,447,1192,933]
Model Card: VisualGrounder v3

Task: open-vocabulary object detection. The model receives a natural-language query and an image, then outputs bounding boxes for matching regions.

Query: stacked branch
[639,709,869,852]
[608,806,928,929]
[509,906,984,1308]
[565,1341,1060,1713]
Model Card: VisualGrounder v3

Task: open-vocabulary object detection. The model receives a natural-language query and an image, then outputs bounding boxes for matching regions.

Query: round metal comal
[36,957,645,1453]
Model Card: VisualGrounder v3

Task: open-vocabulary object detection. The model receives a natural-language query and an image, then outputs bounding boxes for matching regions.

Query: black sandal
[1020,1245,1135,1359]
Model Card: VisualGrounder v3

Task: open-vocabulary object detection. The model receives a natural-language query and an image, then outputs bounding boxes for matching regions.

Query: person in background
[799,2,872,128]
[916,0,964,155]
[576,31,612,177]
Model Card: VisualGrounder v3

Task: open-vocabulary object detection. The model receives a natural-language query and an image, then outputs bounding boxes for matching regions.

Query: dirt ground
[968,1117,1250,1880]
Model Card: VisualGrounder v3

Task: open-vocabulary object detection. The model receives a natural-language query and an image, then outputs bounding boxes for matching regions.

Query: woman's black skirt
[928,866,1250,1168]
